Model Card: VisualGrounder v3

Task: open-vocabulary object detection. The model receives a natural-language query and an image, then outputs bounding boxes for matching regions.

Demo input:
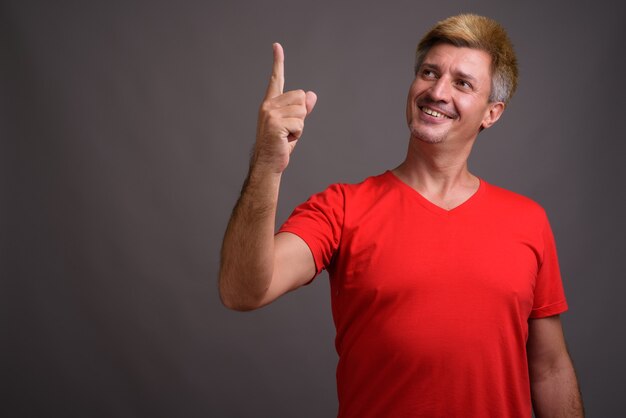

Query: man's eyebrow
[420,62,440,72]
[455,70,478,83]
[420,62,479,83]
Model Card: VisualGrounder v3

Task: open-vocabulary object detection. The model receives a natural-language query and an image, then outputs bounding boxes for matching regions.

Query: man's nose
[429,76,452,102]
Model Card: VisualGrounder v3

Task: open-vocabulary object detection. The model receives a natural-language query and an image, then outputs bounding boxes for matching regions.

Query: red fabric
[279,171,568,418]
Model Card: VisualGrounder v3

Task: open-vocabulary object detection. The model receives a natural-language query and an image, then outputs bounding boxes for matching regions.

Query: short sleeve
[529,216,569,318]
[278,184,345,277]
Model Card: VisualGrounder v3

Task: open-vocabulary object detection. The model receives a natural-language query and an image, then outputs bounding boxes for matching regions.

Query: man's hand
[253,43,317,174]
[219,43,318,311]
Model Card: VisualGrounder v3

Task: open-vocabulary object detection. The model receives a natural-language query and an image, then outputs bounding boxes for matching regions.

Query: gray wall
[3,0,625,416]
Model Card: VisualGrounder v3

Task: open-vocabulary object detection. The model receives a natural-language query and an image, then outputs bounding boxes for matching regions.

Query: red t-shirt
[279,171,568,418]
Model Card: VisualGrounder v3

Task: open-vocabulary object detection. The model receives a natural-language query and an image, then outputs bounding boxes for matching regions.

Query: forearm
[530,356,584,418]
[219,165,282,310]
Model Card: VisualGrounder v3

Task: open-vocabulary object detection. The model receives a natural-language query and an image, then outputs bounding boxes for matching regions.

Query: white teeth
[422,107,446,118]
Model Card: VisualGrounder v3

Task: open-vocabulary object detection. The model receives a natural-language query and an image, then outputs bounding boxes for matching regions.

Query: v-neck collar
[385,170,485,216]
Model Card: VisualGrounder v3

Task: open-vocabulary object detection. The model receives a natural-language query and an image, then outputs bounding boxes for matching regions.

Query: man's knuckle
[267,117,281,129]
[260,100,273,112]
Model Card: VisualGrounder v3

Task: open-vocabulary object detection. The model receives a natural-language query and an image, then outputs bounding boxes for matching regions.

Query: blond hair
[415,14,518,104]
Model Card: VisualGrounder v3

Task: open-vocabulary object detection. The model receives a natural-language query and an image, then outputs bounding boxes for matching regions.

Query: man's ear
[481,102,505,130]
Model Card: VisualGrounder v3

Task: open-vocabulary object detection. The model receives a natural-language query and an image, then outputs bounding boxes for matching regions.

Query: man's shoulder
[482,180,548,219]
[317,171,395,198]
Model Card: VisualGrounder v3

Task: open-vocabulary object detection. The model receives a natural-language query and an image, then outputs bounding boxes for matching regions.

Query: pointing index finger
[265,43,284,99]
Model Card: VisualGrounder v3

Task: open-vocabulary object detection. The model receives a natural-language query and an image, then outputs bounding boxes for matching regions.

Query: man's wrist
[248,158,284,183]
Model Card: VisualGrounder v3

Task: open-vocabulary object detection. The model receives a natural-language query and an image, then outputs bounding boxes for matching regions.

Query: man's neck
[392,137,479,210]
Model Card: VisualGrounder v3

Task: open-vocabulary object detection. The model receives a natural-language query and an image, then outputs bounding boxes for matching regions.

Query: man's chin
[410,127,446,144]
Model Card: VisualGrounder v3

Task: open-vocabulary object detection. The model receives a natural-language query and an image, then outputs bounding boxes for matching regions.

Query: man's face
[406,43,504,145]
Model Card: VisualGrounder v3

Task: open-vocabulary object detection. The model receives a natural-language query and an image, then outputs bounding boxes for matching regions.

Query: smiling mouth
[420,106,453,119]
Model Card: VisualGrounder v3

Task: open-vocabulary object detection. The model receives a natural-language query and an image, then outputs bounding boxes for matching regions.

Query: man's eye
[457,80,472,89]
[422,69,436,78]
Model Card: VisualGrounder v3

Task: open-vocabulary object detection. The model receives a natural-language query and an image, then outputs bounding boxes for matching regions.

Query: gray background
[2,0,625,416]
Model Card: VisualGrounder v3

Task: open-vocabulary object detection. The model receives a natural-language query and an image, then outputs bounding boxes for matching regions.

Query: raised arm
[527,315,585,417]
[219,43,318,311]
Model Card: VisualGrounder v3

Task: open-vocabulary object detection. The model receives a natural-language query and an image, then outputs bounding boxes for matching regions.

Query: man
[219,14,584,417]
